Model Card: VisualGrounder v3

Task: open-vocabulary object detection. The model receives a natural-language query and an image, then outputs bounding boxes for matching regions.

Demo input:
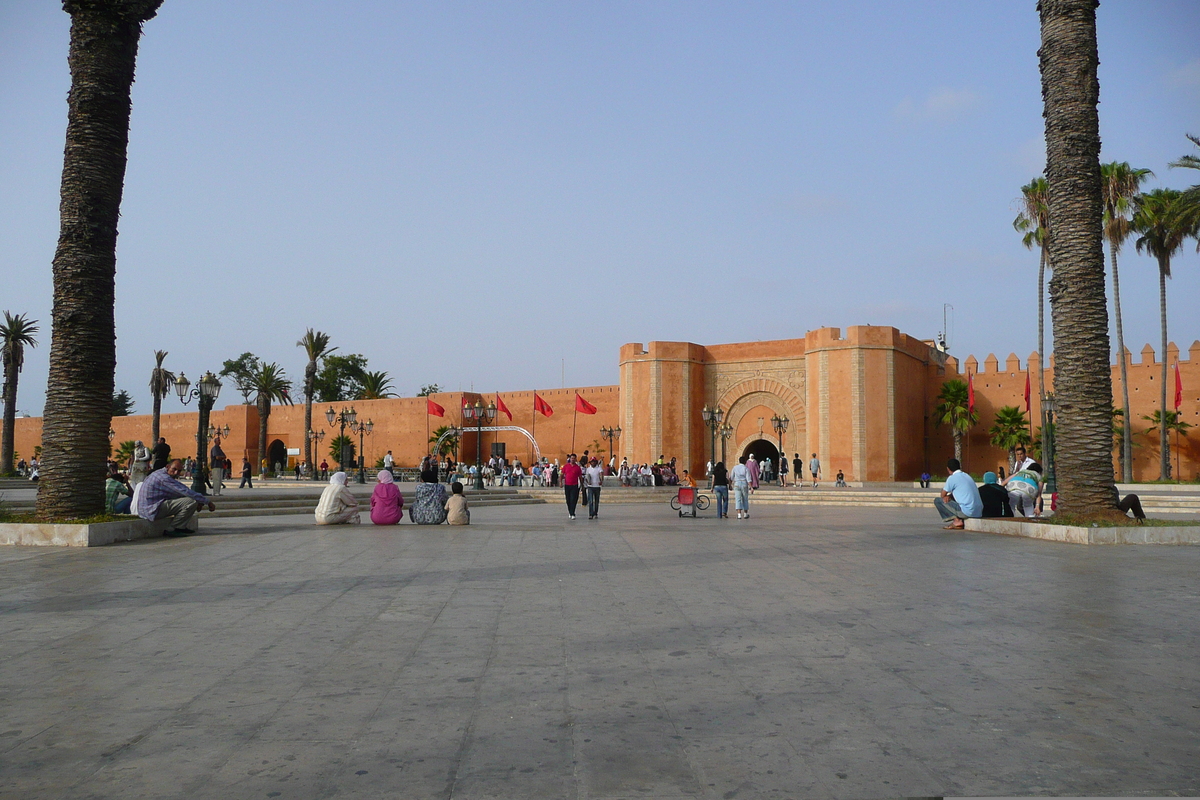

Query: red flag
[1175,362,1183,411]
[967,372,975,415]
[427,398,445,417]
[1024,372,1031,413]
[534,393,553,417]
[575,393,597,415]
[496,393,512,421]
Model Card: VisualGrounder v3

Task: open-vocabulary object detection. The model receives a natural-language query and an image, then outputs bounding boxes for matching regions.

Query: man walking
[808,453,821,487]
[209,438,226,496]
[239,458,254,489]
[137,459,216,537]
[584,457,604,519]
[792,453,803,487]
[561,453,583,520]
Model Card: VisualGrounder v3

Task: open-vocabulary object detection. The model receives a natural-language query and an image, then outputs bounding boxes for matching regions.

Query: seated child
[681,469,696,488]
[445,481,470,525]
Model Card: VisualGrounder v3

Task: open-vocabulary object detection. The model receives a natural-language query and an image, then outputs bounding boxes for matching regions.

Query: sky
[2,0,1198,418]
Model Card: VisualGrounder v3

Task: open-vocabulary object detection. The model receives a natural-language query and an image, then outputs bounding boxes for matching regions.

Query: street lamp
[600,425,622,468]
[306,429,325,479]
[1042,394,1057,496]
[462,400,496,490]
[702,406,723,473]
[719,422,733,466]
[173,370,223,494]
[770,414,789,462]
[325,406,357,473]
[349,417,374,484]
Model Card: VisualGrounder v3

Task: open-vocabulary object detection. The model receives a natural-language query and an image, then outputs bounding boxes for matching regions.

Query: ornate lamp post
[702,406,723,472]
[770,414,789,461]
[719,422,733,466]
[174,370,223,494]
[462,400,496,490]
[349,417,374,484]
[1042,394,1057,496]
[325,405,357,473]
[600,425,622,468]
[306,428,325,479]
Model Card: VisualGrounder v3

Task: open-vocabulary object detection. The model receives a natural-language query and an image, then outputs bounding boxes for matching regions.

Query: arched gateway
[715,377,805,468]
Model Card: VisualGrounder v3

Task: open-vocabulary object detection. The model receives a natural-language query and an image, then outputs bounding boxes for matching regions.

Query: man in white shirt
[584,458,605,519]
[383,450,394,473]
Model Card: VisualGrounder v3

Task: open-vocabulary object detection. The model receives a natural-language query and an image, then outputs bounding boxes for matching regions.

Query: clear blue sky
[2,1,1198,417]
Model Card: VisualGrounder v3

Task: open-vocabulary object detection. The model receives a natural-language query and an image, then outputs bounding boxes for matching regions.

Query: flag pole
[572,401,578,453]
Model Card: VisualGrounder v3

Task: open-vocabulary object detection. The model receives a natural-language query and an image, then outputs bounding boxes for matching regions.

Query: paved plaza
[1,502,1197,799]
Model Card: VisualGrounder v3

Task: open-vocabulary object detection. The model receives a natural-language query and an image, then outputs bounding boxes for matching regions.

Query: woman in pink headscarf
[370,469,405,525]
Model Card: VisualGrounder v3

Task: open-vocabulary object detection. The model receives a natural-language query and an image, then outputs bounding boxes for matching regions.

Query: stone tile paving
[0,503,1197,799]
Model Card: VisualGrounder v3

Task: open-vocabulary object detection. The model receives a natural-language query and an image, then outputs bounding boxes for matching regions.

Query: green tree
[358,370,396,400]
[932,379,977,462]
[987,406,1032,475]
[417,384,441,397]
[1037,0,1121,517]
[111,389,135,416]
[1141,409,1193,438]
[148,349,174,444]
[248,362,293,476]
[1133,188,1199,479]
[328,435,354,472]
[37,0,164,520]
[219,352,259,403]
[1101,162,1153,483]
[1014,176,1050,445]
[1,312,39,476]
[429,425,460,458]
[113,438,136,465]
[313,354,368,403]
[297,329,335,469]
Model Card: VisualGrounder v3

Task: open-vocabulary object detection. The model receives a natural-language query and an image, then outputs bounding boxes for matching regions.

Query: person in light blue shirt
[934,458,982,529]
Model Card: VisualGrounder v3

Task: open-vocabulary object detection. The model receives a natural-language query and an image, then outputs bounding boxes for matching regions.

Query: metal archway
[435,425,542,463]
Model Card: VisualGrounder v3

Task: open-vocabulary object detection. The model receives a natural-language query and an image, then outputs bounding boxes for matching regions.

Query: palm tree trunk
[1037,246,1048,455]
[304,361,315,468]
[151,391,162,445]
[37,2,163,518]
[1038,0,1118,516]
[1,370,16,474]
[1110,248,1133,483]
[952,429,962,462]
[1158,257,1170,480]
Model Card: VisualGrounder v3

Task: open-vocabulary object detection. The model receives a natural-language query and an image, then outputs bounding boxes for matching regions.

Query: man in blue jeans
[934,457,982,530]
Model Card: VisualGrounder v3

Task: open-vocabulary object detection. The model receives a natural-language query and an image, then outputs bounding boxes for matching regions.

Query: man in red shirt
[561,454,583,520]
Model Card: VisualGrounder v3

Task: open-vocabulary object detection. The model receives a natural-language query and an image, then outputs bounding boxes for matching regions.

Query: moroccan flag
[967,372,975,415]
[534,393,553,417]
[1175,362,1183,411]
[496,393,512,421]
[427,398,445,417]
[1024,372,1031,412]
[575,393,597,415]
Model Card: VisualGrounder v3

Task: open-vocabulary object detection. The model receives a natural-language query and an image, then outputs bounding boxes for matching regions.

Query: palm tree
[1037,0,1121,516]
[1,312,39,475]
[297,329,335,470]
[113,439,136,466]
[1168,133,1200,218]
[357,371,396,400]
[1013,176,1050,444]
[932,379,977,463]
[1133,188,1198,480]
[148,349,174,445]
[987,406,1032,475]
[37,1,164,519]
[249,362,293,477]
[1101,162,1153,483]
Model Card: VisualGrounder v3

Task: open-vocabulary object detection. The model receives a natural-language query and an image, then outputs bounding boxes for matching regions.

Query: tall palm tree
[357,370,396,400]
[1,312,39,475]
[932,379,977,463]
[148,349,174,445]
[1133,188,1198,480]
[37,1,164,519]
[1013,176,1050,445]
[987,405,1032,475]
[1037,0,1120,516]
[297,329,335,470]
[1168,133,1200,216]
[1100,162,1153,483]
[249,362,293,476]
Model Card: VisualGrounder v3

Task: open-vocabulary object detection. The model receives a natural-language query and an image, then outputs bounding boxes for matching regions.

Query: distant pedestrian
[792,453,803,487]
[920,471,932,488]
[584,458,604,519]
[712,461,730,518]
[808,453,821,487]
[320,459,329,480]
[239,458,254,489]
[731,456,752,519]
[835,469,847,487]
[747,454,760,492]
[209,439,226,496]
[562,454,583,520]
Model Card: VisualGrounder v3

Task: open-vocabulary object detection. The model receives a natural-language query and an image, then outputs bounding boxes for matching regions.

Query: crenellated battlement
[943,340,1200,375]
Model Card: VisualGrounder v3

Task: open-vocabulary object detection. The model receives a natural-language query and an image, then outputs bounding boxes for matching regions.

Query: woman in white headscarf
[314,472,360,525]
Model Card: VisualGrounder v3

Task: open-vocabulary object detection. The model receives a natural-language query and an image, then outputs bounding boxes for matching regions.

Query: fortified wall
[10,327,1198,483]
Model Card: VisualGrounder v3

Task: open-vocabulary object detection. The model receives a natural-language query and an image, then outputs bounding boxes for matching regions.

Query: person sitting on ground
[369,468,404,525]
[137,459,216,536]
[314,471,360,525]
[835,469,847,487]
[411,463,449,524]
[934,457,982,530]
[978,471,1013,518]
[445,481,470,525]
[1003,462,1043,518]
[105,471,133,515]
